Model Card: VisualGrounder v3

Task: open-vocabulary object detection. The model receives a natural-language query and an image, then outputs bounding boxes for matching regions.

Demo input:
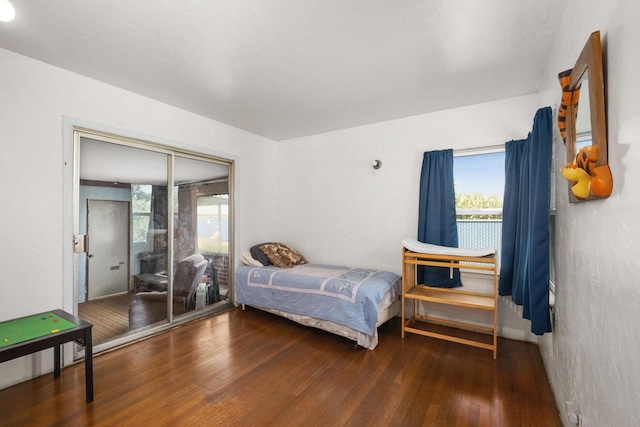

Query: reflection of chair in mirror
[128,253,208,329]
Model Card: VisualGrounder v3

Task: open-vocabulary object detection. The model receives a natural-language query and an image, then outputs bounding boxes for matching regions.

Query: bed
[235,263,402,350]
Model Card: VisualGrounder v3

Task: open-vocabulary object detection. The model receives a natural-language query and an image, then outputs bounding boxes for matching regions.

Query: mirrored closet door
[75,132,233,351]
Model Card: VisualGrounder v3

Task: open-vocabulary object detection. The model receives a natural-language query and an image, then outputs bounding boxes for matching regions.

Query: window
[454,149,505,267]
[131,184,152,244]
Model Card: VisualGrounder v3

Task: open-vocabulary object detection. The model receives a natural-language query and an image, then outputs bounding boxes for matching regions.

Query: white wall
[275,94,542,340]
[0,47,278,389]
[537,1,640,425]
[276,95,540,271]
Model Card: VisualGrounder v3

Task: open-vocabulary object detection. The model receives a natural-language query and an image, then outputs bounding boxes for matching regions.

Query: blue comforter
[236,264,401,336]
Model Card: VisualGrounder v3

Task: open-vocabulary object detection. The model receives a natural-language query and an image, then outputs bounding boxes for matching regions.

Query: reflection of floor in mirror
[78,293,134,344]
[80,285,231,344]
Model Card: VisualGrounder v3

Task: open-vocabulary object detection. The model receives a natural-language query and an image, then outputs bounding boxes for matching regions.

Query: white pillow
[241,250,264,267]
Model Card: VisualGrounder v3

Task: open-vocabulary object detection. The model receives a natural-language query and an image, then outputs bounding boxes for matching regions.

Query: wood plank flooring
[0,307,561,426]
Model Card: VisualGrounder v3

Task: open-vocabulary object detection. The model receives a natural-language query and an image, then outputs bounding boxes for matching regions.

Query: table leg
[84,328,94,403]
[54,344,61,378]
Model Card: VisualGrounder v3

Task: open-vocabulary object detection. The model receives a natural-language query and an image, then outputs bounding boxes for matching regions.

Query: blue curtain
[499,107,553,335]
[417,149,461,288]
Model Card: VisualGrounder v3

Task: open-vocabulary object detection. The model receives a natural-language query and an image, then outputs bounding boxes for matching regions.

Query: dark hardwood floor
[0,307,561,426]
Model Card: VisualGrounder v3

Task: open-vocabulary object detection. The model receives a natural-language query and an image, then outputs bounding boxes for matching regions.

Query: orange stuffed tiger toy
[561,145,613,199]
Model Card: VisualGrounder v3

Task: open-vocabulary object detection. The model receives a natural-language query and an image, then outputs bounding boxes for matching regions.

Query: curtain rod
[453,143,505,157]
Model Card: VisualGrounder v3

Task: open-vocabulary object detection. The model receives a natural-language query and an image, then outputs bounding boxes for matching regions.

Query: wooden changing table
[401,246,498,358]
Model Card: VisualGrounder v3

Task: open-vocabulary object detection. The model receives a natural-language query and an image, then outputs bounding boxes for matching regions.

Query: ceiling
[0,1,567,141]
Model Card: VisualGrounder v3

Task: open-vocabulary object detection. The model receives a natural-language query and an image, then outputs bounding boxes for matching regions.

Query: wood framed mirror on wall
[558,30,613,203]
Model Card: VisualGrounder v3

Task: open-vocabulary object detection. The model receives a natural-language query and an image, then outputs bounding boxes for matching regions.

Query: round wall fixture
[0,0,15,22]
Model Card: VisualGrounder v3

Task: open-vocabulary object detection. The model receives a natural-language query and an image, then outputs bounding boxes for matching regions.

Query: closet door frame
[62,119,236,360]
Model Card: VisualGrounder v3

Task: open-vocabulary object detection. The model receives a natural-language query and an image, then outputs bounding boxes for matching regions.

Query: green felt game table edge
[0,311,84,348]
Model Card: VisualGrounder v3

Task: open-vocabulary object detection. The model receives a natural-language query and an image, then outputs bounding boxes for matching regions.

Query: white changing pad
[402,238,495,257]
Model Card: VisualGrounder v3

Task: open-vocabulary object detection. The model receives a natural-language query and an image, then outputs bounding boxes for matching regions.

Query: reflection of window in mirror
[575,72,592,151]
[197,193,229,254]
[132,184,152,244]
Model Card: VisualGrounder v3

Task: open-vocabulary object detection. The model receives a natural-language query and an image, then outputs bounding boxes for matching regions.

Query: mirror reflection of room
[77,137,231,345]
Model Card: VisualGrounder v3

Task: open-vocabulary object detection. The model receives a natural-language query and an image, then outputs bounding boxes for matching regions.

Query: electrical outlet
[566,401,580,425]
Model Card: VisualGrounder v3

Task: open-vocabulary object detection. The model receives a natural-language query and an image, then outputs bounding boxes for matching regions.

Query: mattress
[236,263,402,349]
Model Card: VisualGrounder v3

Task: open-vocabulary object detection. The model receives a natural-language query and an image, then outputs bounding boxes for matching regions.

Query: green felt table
[0,309,94,402]
[0,312,77,348]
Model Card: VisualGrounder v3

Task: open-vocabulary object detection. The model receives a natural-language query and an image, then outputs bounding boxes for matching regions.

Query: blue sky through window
[454,152,505,200]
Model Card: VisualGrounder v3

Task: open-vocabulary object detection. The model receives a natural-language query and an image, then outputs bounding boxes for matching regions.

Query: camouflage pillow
[259,242,308,268]
[250,243,272,266]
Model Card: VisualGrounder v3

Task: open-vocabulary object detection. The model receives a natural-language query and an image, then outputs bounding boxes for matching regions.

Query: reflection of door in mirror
[87,199,129,300]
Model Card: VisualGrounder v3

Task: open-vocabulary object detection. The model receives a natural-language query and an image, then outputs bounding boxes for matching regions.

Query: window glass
[454,151,504,266]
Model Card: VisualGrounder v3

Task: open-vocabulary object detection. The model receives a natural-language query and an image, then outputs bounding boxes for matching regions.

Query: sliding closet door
[74,131,235,352]
[173,155,231,318]
[78,137,171,339]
